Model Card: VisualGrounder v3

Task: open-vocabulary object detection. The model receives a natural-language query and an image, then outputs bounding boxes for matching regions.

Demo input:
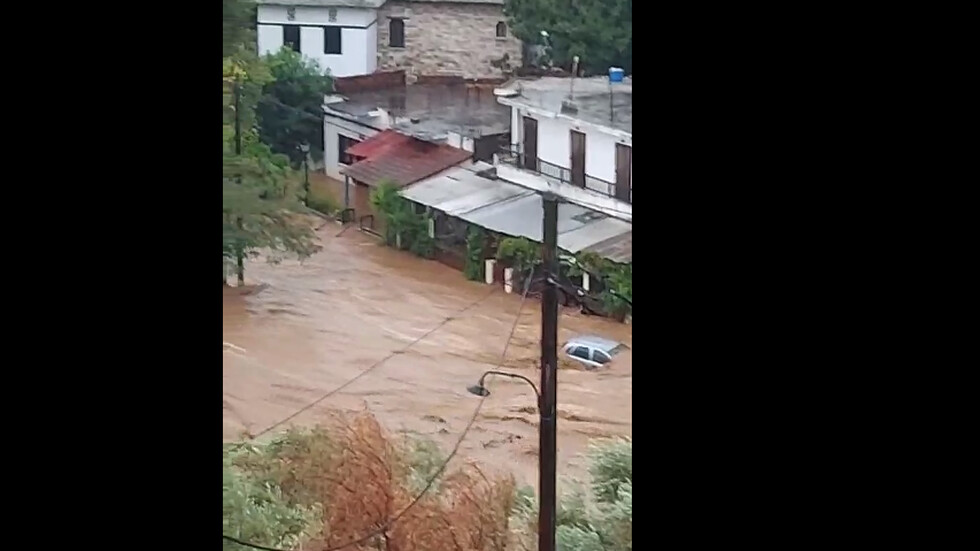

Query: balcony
[496,148,631,204]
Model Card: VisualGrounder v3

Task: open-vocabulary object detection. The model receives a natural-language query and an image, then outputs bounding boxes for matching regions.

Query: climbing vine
[370,180,436,259]
[464,226,486,281]
[496,237,541,283]
[572,251,632,321]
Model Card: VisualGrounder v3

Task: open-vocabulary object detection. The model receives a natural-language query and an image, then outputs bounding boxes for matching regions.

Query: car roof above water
[565,335,623,353]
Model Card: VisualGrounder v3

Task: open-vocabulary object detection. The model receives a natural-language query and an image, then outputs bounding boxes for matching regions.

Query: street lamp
[466,368,553,551]
[298,142,310,206]
[466,370,540,407]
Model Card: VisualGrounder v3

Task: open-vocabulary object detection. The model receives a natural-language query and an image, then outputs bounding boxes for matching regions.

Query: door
[570,130,586,188]
[522,116,538,170]
[615,143,632,203]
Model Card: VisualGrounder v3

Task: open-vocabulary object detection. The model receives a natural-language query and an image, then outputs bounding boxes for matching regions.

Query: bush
[464,226,487,281]
[306,192,338,216]
[371,180,436,258]
[223,443,323,551]
[496,237,540,281]
[223,412,518,551]
[511,437,632,551]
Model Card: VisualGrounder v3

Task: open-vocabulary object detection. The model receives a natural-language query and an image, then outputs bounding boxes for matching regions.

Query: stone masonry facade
[377,1,522,79]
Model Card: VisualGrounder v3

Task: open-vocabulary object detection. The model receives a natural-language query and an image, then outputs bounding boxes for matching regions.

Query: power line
[224,270,537,551]
[249,287,497,440]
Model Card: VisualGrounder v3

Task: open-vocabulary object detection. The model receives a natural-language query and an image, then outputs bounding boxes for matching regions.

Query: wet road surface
[223,224,632,487]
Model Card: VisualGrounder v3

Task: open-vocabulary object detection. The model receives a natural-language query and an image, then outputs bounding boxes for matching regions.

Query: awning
[400,165,632,263]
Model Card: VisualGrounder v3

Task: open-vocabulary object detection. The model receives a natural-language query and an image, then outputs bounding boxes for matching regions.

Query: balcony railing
[496,147,631,204]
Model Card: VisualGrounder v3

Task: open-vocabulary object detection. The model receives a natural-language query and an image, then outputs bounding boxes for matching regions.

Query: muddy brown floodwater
[223,224,632,488]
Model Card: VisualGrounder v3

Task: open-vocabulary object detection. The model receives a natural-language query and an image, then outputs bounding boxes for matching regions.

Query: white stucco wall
[323,115,380,181]
[510,105,632,197]
[257,5,378,77]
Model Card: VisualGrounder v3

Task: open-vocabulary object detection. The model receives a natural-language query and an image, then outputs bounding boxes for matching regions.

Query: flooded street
[223,224,632,487]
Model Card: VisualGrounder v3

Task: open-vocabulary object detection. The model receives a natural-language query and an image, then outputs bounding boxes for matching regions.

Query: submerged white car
[562,335,628,370]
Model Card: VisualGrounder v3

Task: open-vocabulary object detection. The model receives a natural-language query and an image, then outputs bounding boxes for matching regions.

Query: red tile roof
[341,131,472,188]
[345,130,413,159]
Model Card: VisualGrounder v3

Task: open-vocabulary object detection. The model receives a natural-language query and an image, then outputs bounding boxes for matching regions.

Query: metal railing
[496,147,631,204]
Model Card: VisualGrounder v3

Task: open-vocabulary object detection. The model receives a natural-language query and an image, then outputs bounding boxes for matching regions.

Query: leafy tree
[257,49,333,167]
[505,0,632,75]
[223,8,319,284]
[223,0,256,58]
[222,141,321,279]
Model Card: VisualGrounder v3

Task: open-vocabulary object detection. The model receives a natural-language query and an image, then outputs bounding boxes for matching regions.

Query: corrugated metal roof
[581,231,632,263]
[400,166,632,262]
[341,133,472,188]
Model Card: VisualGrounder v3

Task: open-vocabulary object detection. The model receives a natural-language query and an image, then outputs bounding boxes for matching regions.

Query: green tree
[222,140,321,279]
[505,0,632,75]
[223,5,319,285]
[257,49,334,167]
[223,0,256,58]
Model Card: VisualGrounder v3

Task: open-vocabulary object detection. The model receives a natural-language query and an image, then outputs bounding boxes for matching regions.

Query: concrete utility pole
[539,192,559,551]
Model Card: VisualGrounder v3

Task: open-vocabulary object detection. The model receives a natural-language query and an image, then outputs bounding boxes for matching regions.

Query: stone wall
[377,1,522,79]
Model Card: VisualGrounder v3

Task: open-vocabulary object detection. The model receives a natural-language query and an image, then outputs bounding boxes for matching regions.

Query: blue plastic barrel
[608,67,624,83]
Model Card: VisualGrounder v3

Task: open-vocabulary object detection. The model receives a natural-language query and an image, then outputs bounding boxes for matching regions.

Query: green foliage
[222,143,321,271]
[257,48,333,167]
[504,0,631,75]
[569,252,632,320]
[223,444,323,551]
[599,263,632,319]
[224,5,318,281]
[512,438,632,551]
[306,192,338,216]
[223,0,256,59]
[496,237,540,278]
[464,226,487,281]
[588,438,632,505]
[400,435,445,494]
[370,181,435,259]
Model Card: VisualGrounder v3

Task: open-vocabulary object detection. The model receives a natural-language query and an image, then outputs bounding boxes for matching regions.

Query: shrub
[496,237,541,280]
[511,437,632,551]
[306,192,338,216]
[371,180,436,258]
[464,226,487,281]
[223,412,518,551]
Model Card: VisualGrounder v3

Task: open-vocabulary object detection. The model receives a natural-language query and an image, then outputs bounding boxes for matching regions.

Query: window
[324,26,342,54]
[496,22,507,38]
[389,18,405,48]
[569,346,590,360]
[338,135,360,166]
[592,350,611,365]
[283,25,301,52]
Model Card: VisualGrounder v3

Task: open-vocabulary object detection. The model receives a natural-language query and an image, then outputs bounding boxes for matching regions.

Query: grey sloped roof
[256,0,503,7]
[257,0,388,7]
[401,165,632,262]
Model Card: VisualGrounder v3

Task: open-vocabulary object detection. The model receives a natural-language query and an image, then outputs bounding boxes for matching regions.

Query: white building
[257,0,381,78]
[493,76,632,222]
